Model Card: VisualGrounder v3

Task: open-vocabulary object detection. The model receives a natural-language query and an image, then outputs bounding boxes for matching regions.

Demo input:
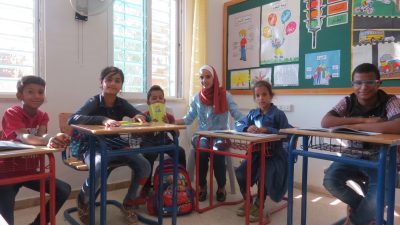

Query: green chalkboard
[223,0,400,95]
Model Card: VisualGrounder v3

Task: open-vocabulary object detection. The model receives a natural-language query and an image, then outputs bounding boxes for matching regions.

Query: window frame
[0,0,43,98]
[110,0,184,100]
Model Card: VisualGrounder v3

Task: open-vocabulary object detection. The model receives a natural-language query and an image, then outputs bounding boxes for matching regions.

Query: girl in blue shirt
[234,80,292,222]
[176,64,243,202]
[68,66,150,225]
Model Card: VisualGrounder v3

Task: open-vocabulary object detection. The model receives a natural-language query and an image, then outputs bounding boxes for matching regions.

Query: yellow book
[148,103,166,123]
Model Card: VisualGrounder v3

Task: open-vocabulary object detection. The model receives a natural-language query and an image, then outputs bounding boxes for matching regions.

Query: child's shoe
[121,204,139,225]
[77,193,89,225]
[124,197,147,209]
[216,190,227,202]
[249,203,260,223]
[236,202,246,217]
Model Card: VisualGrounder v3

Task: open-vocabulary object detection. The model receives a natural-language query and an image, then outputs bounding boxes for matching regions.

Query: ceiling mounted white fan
[69,0,114,18]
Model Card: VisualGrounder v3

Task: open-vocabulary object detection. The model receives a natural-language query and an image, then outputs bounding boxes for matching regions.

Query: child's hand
[162,115,170,124]
[47,133,70,148]
[247,125,258,133]
[133,114,146,123]
[104,119,120,128]
[364,117,385,123]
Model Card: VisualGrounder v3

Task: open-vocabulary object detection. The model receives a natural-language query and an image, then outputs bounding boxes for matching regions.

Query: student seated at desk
[234,80,292,222]
[175,64,244,202]
[68,66,151,225]
[321,63,400,225]
[0,76,71,225]
[140,85,186,197]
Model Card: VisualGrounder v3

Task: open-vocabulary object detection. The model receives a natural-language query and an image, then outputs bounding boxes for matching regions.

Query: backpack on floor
[147,159,194,216]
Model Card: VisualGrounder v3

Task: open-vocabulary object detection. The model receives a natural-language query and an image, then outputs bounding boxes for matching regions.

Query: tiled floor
[13,186,400,225]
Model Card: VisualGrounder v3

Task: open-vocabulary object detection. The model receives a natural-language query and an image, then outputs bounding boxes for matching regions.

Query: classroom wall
[0,0,191,199]
[209,0,400,206]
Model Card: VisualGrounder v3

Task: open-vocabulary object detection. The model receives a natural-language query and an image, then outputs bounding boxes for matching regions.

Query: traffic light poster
[260,0,300,65]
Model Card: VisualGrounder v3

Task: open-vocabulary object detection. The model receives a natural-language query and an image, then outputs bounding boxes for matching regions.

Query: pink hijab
[199,65,228,114]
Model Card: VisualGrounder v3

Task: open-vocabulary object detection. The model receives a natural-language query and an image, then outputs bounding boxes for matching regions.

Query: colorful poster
[305,50,340,86]
[378,42,400,80]
[353,0,400,17]
[260,0,300,65]
[250,68,272,87]
[228,7,260,70]
[231,70,250,89]
[273,64,299,87]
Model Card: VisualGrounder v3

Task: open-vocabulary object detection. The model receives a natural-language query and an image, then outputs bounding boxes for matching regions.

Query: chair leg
[226,154,236,194]
[187,148,195,181]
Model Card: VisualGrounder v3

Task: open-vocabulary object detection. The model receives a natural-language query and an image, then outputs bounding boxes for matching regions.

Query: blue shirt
[183,92,244,131]
[235,104,292,134]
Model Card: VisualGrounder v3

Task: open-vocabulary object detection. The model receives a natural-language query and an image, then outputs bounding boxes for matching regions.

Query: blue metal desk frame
[73,124,183,225]
[285,131,398,225]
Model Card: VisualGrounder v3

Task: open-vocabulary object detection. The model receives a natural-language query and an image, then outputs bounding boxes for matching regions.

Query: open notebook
[0,141,35,151]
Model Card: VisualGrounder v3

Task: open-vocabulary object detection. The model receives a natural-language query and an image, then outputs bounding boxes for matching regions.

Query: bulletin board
[223,0,400,95]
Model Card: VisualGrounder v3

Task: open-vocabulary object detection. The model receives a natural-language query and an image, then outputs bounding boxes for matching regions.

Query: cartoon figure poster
[261,0,300,65]
[305,50,340,86]
[228,7,261,70]
[353,0,400,17]
[250,68,272,87]
[377,43,400,80]
[231,70,250,89]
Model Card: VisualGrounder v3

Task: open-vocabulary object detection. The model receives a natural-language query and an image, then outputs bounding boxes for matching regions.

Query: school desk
[280,128,400,225]
[194,130,286,225]
[0,145,62,225]
[71,123,185,225]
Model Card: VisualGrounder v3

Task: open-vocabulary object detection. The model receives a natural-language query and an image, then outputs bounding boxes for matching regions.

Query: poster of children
[261,0,300,65]
[305,50,340,86]
[228,7,261,70]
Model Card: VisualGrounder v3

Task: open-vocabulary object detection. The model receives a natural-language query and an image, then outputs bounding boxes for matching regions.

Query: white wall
[208,0,400,205]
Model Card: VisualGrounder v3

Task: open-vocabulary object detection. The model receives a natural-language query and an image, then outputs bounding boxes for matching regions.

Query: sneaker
[123,197,147,210]
[77,193,89,225]
[121,204,139,225]
[249,203,260,223]
[216,190,226,202]
[198,190,207,202]
[236,202,246,217]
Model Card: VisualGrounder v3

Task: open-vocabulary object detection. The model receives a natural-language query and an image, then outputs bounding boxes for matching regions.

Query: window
[0,0,39,93]
[113,0,182,97]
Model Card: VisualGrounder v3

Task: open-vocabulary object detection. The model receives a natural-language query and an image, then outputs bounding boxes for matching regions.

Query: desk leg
[89,136,96,225]
[376,148,386,225]
[387,146,397,225]
[301,136,309,225]
[158,153,165,224]
[259,143,266,225]
[100,140,108,225]
[48,153,56,225]
[171,135,180,225]
[39,155,45,225]
[245,144,253,225]
[287,135,297,225]
[195,137,201,211]
[209,137,214,207]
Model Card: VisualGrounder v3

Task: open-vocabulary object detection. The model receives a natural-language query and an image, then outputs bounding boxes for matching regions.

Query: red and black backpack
[147,159,194,216]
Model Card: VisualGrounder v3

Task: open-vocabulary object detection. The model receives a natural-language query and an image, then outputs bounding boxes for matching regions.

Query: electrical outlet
[276,104,292,112]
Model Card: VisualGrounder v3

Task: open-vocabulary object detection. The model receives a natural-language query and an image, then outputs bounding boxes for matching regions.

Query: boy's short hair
[100,66,124,83]
[352,63,380,81]
[17,76,46,93]
[147,85,164,101]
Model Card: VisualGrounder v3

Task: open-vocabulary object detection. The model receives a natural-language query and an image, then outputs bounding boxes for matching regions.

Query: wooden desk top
[0,146,62,159]
[71,123,186,135]
[195,130,286,143]
[280,128,400,146]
